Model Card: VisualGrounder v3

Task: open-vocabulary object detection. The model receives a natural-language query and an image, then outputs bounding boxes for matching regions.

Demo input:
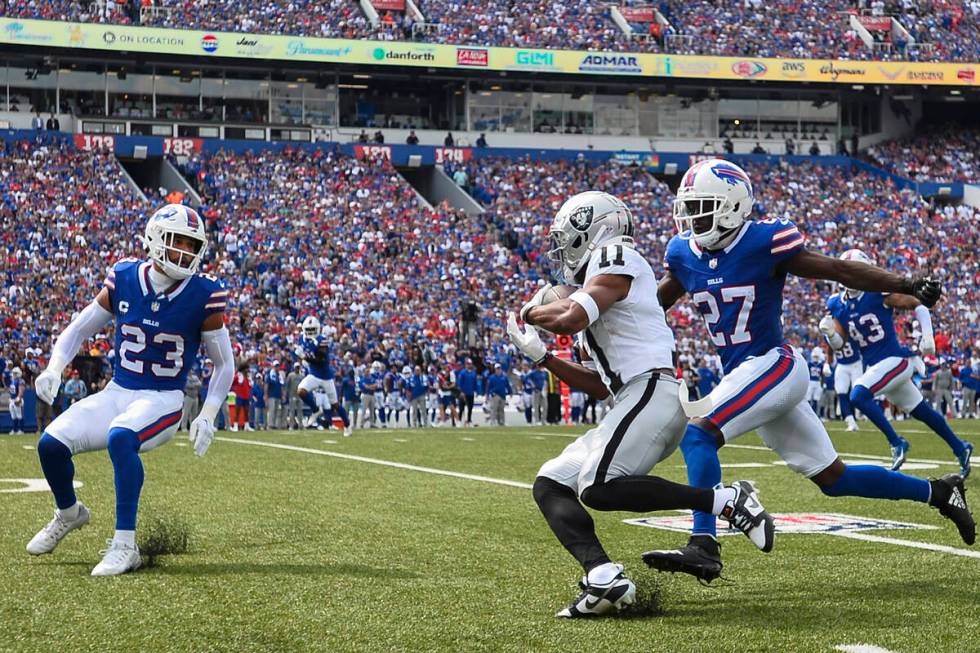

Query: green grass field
[1,420,978,653]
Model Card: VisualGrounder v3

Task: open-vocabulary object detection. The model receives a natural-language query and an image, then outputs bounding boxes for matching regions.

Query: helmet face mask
[674,160,753,249]
[143,204,208,280]
[302,316,321,339]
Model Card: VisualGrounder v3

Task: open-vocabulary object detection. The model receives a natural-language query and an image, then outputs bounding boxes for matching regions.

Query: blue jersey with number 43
[665,219,805,374]
[826,291,909,367]
[104,259,226,391]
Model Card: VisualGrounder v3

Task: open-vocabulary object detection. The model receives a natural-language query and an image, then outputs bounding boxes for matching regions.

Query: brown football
[540,284,577,305]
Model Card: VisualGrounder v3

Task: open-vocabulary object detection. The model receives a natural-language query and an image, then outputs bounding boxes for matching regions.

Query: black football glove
[910,277,942,308]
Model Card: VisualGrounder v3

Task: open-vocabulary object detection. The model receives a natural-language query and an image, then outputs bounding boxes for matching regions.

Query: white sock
[58,503,80,521]
[114,530,136,547]
[586,562,622,586]
[711,485,738,516]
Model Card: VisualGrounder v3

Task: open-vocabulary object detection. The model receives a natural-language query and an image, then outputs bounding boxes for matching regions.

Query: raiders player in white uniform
[507,191,775,619]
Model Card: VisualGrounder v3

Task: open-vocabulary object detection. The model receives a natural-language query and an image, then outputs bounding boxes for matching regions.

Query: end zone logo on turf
[732,61,767,78]
[457,48,488,67]
[201,34,218,53]
[579,54,641,74]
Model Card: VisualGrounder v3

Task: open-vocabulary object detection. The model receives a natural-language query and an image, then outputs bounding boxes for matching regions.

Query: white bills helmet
[546,191,635,283]
[674,159,753,249]
[839,249,874,297]
[301,315,321,339]
[142,204,208,280]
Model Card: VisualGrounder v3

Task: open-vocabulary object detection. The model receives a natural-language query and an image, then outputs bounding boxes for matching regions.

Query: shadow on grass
[153,561,420,579]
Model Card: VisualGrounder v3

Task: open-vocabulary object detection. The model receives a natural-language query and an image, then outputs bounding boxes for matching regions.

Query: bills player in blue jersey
[643,160,974,581]
[28,204,235,576]
[806,351,824,414]
[7,367,26,433]
[822,249,973,475]
[296,316,351,436]
[824,322,863,432]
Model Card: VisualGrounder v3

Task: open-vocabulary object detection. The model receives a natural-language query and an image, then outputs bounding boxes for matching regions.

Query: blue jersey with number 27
[665,219,805,374]
[826,291,909,367]
[105,259,226,392]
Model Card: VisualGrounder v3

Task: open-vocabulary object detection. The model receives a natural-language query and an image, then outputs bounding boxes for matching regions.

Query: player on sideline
[28,204,235,576]
[643,160,975,582]
[508,191,775,619]
[296,316,352,437]
[821,249,974,476]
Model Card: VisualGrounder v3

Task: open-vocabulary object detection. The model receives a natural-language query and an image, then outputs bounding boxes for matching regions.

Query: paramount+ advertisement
[0,17,975,87]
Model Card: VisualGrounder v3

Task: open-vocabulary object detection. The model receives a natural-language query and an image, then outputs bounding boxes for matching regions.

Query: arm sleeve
[200,327,235,422]
[48,301,114,374]
[914,305,933,339]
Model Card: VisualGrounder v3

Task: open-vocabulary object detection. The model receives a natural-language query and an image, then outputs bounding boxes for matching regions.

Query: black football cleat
[930,474,975,545]
[642,535,723,583]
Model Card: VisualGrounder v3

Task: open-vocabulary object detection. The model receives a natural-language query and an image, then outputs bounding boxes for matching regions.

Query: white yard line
[827,531,980,559]
[219,436,977,559]
[835,643,901,653]
[217,437,533,490]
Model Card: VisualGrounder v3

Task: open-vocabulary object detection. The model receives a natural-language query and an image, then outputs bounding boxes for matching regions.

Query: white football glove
[188,415,216,458]
[920,334,936,356]
[519,283,553,323]
[818,315,844,350]
[507,312,548,364]
[817,315,837,337]
[34,368,62,405]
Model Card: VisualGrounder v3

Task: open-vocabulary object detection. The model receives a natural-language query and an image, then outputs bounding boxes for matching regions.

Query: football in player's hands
[539,284,577,305]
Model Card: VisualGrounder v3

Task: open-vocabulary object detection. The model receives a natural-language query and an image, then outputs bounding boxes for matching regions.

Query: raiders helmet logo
[568,206,594,231]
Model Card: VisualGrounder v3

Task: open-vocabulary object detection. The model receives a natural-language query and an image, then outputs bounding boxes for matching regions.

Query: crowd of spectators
[5,0,980,62]
[867,125,980,183]
[2,134,980,432]
[143,0,377,39]
[0,0,135,24]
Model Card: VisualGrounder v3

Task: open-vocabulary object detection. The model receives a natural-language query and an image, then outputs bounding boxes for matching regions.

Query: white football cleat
[555,564,636,618]
[719,480,775,553]
[229,424,238,432]
[244,424,255,432]
[845,416,859,432]
[304,411,322,429]
[27,503,91,555]
[343,425,353,437]
[91,539,142,577]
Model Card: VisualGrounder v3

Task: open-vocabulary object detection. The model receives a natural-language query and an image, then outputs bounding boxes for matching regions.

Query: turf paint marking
[322,440,338,445]
[218,437,533,490]
[0,479,82,493]
[835,644,900,653]
[219,437,977,559]
[461,437,475,442]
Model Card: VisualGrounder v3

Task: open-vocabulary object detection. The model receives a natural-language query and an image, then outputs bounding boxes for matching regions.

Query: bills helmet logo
[711,162,751,190]
[185,208,200,230]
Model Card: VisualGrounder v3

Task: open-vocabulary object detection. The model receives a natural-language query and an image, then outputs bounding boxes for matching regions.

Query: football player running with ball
[28,204,235,576]
[508,191,776,619]
[822,249,973,475]
[643,160,974,583]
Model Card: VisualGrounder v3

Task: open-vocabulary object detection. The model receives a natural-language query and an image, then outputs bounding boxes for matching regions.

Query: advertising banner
[371,0,406,11]
[619,7,656,22]
[1,18,976,86]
